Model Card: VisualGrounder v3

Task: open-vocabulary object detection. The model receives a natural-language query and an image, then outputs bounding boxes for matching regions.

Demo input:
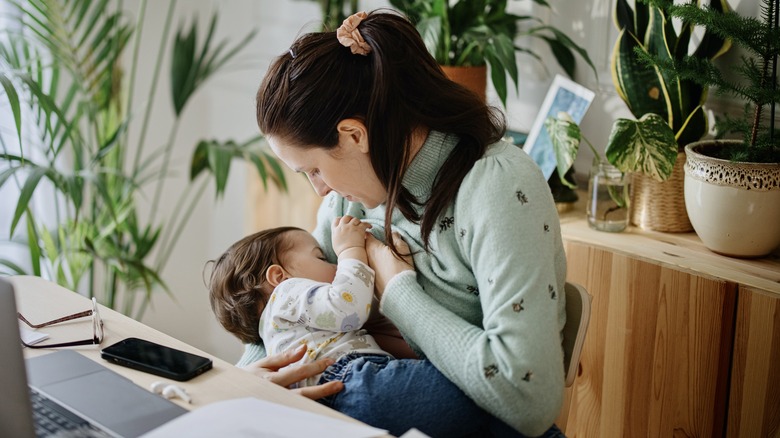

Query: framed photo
[522,75,595,180]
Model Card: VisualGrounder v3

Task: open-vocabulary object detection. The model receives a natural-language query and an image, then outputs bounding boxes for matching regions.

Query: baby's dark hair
[205,226,302,344]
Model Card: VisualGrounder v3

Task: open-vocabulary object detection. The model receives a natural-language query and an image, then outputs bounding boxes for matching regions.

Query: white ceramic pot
[684,140,780,258]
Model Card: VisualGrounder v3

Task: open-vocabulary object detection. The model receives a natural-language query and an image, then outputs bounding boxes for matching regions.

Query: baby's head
[206,226,303,344]
[206,226,338,344]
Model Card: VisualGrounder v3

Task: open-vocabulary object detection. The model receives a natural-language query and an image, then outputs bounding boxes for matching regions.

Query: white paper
[141,397,388,438]
[399,429,432,438]
[19,324,49,345]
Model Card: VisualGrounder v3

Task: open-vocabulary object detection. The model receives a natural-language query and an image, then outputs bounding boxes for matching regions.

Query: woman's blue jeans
[317,354,565,438]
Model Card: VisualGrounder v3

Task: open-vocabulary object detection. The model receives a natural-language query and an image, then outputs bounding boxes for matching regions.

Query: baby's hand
[332,216,371,257]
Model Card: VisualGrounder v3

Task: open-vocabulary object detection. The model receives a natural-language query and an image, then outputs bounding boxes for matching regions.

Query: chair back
[562,282,591,387]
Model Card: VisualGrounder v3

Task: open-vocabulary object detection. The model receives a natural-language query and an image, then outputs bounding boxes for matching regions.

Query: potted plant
[545,0,731,229]
[388,0,596,106]
[610,0,731,232]
[0,1,286,316]
[641,0,780,257]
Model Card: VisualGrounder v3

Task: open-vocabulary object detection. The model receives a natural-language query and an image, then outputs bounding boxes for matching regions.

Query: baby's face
[280,230,337,283]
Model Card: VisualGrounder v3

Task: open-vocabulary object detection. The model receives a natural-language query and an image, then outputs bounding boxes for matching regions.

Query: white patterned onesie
[259,258,391,387]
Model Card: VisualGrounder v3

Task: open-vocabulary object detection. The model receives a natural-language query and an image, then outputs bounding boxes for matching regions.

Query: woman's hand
[241,345,343,400]
[365,232,414,299]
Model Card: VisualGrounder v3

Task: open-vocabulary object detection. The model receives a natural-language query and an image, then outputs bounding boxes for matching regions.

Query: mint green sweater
[238,131,567,435]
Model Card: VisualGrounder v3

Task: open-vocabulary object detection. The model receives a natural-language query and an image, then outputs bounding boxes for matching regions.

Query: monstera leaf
[605,113,678,181]
[544,112,582,189]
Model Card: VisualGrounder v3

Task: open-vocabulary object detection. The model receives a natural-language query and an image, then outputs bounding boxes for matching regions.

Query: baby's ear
[265,264,287,287]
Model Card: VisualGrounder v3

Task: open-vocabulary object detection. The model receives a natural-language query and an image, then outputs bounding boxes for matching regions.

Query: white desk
[12,275,361,422]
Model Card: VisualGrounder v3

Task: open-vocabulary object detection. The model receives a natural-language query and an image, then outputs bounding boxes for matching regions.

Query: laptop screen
[0,278,37,437]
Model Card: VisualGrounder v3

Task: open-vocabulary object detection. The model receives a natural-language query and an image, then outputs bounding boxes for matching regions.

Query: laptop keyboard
[30,388,110,437]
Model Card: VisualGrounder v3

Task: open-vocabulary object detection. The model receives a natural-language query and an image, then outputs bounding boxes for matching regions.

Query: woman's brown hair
[256,10,506,254]
[205,227,301,344]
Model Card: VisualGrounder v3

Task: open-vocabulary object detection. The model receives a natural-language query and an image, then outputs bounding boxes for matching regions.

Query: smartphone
[101,337,213,381]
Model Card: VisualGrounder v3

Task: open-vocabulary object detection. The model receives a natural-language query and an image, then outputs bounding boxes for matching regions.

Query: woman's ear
[336,118,369,153]
[265,264,288,288]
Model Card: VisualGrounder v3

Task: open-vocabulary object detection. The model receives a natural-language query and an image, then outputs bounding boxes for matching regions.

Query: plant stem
[582,135,602,160]
[157,176,209,272]
[147,117,181,226]
[137,177,208,321]
[105,264,115,309]
[132,0,176,175]
[124,0,147,163]
[153,177,195,268]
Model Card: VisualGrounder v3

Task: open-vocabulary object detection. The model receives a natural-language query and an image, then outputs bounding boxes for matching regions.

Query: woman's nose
[308,175,331,197]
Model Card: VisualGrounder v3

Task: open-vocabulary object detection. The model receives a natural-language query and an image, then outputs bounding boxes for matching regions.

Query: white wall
[133,0,762,363]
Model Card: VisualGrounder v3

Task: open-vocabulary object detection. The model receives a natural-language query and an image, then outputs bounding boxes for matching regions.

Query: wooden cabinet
[557,212,780,437]
[727,286,780,438]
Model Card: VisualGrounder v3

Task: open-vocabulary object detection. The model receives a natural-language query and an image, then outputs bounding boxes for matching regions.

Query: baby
[207,216,391,387]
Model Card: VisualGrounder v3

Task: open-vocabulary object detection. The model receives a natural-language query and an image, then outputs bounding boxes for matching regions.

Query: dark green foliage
[388,0,597,107]
[640,0,780,163]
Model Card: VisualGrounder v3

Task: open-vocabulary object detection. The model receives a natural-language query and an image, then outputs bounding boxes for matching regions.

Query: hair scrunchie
[336,11,372,56]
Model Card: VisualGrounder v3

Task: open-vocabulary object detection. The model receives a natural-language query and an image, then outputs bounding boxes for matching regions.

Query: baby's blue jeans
[317,353,565,438]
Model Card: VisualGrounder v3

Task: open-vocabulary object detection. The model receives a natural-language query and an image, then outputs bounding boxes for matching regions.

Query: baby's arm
[331,215,371,264]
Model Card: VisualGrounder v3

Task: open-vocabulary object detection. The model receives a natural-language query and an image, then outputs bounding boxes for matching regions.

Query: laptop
[0,278,187,437]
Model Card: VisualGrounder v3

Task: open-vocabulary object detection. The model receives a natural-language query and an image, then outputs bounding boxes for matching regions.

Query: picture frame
[522,75,596,180]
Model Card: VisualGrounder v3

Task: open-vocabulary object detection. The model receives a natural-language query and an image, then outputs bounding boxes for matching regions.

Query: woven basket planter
[630,151,693,232]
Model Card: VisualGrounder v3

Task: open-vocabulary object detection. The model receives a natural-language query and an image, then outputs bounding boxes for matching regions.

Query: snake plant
[605,0,732,181]
[545,0,732,185]
[642,0,780,163]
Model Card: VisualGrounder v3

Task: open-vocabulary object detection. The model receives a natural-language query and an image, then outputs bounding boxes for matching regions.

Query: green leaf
[264,151,288,191]
[11,167,47,236]
[675,104,708,147]
[25,214,41,276]
[417,17,444,63]
[0,166,21,191]
[611,29,669,119]
[614,0,635,34]
[207,141,233,197]
[485,50,508,107]
[249,154,270,191]
[0,73,23,149]
[532,26,598,79]
[540,36,575,78]
[544,114,581,189]
[190,140,209,180]
[605,113,678,181]
[0,258,28,275]
[691,0,733,61]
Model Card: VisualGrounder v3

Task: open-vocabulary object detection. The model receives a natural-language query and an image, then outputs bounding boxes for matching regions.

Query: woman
[243,10,567,438]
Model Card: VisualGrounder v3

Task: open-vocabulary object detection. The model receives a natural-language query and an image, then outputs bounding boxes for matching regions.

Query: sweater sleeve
[380,148,567,436]
[235,342,266,368]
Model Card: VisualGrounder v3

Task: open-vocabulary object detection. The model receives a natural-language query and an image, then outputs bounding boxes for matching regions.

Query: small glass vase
[587,160,631,232]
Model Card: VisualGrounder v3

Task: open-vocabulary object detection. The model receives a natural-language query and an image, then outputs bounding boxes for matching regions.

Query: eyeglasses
[18,297,104,348]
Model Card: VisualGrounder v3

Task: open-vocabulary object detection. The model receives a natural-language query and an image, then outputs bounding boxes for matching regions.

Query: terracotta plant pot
[441,65,487,102]
[684,140,780,258]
